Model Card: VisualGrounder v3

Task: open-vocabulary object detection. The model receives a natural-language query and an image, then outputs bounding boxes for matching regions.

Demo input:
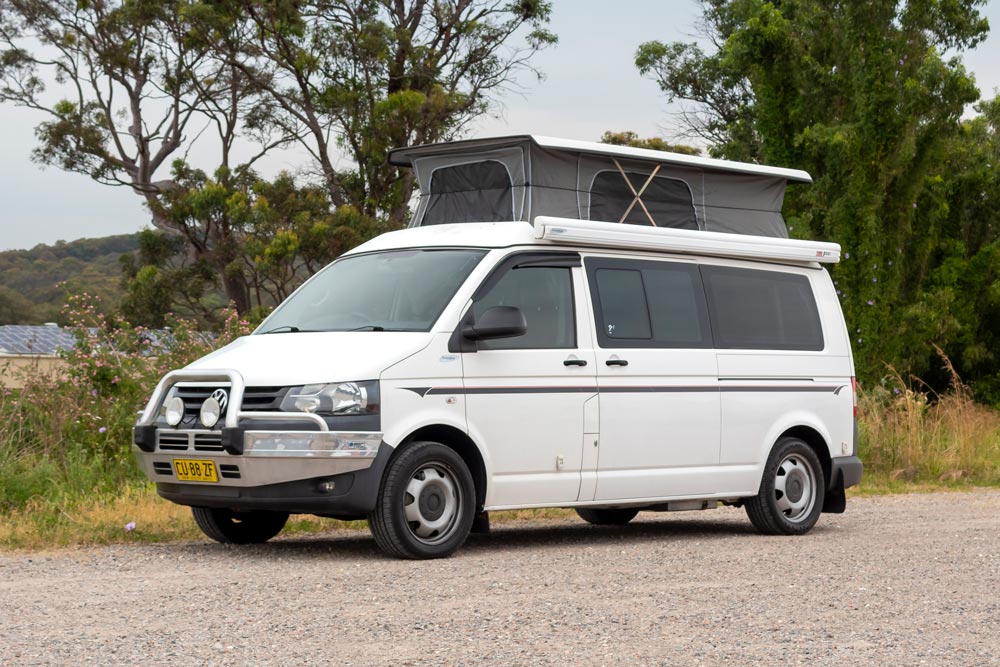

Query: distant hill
[0,234,139,325]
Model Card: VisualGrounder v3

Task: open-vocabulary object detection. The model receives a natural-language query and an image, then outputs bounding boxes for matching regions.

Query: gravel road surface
[1,490,998,666]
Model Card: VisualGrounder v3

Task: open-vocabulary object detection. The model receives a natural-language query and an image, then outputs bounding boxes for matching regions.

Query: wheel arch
[777,424,832,489]
[395,424,488,509]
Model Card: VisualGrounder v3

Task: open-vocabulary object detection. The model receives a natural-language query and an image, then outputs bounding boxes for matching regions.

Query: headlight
[279,381,379,416]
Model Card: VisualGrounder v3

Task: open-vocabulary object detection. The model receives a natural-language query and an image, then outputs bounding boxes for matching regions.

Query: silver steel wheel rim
[773,453,817,523]
[403,462,462,545]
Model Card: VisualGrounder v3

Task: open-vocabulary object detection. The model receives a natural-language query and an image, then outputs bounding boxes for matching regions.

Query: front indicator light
[244,431,382,458]
[165,396,185,426]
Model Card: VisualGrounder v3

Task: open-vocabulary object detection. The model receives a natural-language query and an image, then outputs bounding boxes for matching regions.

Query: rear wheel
[575,507,639,526]
[368,441,475,559]
[745,437,825,535]
[191,507,289,544]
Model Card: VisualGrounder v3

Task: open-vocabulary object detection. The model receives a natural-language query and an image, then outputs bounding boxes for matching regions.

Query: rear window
[701,266,824,350]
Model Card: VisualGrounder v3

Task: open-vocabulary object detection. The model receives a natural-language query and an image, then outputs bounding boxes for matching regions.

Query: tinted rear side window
[588,258,710,348]
[701,266,824,350]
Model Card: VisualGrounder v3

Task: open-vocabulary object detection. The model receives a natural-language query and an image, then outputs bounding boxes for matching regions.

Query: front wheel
[745,437,825,535]
[191,507,289,544]
[368,441,476,559]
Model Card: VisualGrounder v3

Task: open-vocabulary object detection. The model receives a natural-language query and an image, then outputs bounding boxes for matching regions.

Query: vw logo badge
[211,388,229,413]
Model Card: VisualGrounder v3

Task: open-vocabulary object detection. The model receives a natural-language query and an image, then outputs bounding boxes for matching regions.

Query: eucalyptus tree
[203,0,556,227]
[0,0,286,313]
[0,1,555,321]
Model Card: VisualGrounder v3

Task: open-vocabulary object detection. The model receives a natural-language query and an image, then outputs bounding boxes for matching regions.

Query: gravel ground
[1,491,998,666]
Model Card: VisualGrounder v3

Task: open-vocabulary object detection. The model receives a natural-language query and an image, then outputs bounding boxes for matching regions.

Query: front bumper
[132,369,389,515]
[145,443,393,515]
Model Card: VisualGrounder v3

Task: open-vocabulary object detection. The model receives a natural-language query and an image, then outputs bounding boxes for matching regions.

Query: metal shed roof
[0,325,77,356]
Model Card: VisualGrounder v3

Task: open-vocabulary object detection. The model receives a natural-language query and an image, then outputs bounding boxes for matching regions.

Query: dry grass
[3,360,999,551]
[858,360,1000,486]
[0,485,579,551]
[0,483,368,551]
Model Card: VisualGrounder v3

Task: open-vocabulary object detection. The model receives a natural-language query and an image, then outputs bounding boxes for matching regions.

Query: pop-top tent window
[589,168,697,229]
[389,135,813,238]
[422,161,514,226]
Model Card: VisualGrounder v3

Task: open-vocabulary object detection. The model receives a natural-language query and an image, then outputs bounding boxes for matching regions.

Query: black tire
[575,507,639,526]
[745,437,825,535]
[191,507,289,544]
[368,441,476,559]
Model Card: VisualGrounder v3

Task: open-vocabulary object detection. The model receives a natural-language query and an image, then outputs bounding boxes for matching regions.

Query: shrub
[0,292,252,507]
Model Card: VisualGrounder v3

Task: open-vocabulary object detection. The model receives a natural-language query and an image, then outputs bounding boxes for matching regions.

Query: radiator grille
[173,385,289,419]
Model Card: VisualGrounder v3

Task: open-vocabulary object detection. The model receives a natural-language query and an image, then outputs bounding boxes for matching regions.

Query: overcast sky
[2,0,999,251]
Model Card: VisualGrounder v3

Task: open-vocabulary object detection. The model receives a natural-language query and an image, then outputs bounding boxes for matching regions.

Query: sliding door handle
[605,358,629,367]
[563,358,588,367]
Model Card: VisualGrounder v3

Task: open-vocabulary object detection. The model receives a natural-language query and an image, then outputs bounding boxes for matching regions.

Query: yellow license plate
[173,459,218,483]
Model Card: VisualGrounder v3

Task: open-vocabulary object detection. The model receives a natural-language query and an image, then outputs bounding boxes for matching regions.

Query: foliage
[121,168,382,325]
[0,0,259,220]
[636,0,998,397]
[0,291,252,511]
[200,0,557,226]
[0,235,138,325]
[858,361,1000,484]
[599,131,701,155]
[119,230,219,329]
[1,1,555,318]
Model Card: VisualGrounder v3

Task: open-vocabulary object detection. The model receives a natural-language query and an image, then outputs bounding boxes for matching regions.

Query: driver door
[460,252,598,508]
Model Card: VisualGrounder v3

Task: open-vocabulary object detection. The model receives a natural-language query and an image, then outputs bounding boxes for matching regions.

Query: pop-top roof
[388,135,812,239]
[389,134,813,183]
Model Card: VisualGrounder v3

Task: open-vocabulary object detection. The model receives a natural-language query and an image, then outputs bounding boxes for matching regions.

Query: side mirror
[462,306,527,341]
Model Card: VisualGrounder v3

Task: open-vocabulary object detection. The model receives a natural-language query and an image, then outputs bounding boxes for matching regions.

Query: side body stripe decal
[402,385,844,396]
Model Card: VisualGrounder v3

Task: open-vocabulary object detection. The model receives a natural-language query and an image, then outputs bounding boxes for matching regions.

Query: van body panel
[186,331,432,387]
[591,351,721,500]
[379,333,467,449]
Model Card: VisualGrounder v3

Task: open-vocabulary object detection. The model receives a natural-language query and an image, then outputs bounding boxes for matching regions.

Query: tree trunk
[221,268,251,315]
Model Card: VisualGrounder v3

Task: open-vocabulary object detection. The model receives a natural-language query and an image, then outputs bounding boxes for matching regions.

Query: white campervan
[133,136,862,559]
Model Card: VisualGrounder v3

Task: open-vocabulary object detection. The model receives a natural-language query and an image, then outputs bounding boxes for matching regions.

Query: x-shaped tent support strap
[613,159,661,226]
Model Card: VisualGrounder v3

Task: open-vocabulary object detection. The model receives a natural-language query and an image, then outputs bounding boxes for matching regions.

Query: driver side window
[472,266,576,350]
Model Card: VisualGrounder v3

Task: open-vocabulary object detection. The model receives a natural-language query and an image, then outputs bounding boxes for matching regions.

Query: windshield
[258,249,487,333]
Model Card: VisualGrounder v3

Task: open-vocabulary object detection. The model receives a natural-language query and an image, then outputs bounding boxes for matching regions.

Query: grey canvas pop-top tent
[388,135,812,238]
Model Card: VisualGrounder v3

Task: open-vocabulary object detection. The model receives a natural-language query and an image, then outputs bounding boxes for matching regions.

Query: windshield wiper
[259,325,301,334]
[347,325,385,332]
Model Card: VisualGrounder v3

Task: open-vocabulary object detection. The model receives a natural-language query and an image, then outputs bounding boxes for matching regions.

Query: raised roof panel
[389,135,812,238]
